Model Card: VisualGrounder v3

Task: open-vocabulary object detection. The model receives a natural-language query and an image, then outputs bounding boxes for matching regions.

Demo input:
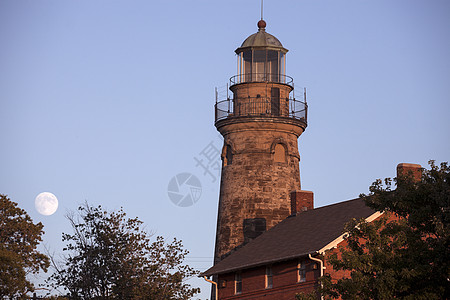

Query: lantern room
[214,19,307,126]
[233,20,288,84]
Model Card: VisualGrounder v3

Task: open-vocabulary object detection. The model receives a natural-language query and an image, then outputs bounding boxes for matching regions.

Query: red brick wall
[323,239,352,282]
[217,259,319,299]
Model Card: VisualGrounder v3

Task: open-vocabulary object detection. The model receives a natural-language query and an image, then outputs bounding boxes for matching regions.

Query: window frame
[298,261,306,283]
[225,144,233,166]
[235,272,242,294]
[265,266,273,289]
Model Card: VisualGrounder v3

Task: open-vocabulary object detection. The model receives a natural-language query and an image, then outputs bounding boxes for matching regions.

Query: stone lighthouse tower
[214,20,308,263]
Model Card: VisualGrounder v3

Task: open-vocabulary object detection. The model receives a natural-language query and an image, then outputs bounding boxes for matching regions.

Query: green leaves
[296,290,319,300]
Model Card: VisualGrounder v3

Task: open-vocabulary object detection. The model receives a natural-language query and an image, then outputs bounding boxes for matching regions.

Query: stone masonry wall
[214,80,306,263]
[214,120,304,261]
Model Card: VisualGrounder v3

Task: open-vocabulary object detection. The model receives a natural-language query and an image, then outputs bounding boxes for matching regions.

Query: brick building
[203,195,379,299]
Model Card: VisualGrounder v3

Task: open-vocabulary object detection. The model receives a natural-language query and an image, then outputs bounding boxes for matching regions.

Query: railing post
[293,81,295,99]
[304,87,307,104]
[304,88,308,122]
[289,98,293,117]
[215,87,218,122]
[226,83,228,100]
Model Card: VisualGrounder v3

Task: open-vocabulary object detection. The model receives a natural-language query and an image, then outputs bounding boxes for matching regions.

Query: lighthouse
[213,20,308,263]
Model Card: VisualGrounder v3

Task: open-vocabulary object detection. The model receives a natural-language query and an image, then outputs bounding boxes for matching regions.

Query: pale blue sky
[1,1,449,298]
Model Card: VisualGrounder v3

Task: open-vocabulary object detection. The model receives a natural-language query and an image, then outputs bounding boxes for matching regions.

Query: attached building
[203,197,381,299]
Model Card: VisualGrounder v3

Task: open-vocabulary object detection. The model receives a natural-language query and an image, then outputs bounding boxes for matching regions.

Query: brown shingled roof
[202,198,376,276]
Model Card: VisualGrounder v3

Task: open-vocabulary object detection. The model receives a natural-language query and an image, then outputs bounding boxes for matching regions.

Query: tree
[48,203,200,299]
[321,161,449,299]
[0,194,50,298]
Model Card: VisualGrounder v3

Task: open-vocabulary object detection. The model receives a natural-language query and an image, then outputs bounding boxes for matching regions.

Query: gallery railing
[215,96,307,124]
[230,73,294,87]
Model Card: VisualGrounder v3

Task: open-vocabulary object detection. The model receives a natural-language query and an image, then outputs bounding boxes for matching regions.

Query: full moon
[35,192,58,216]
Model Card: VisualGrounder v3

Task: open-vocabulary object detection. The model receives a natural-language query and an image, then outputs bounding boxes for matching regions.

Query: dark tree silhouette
[48,203,200,299]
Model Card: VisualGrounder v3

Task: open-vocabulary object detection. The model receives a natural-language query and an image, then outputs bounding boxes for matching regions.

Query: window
[225,145,233,166]
[238,49,285,84]
[267,50,279,82]
[271,87,280,116]
[243,51,252,82]
[254,50,266,81]
[274,144,286,163]
[243,218,266,244]
[235,272,242,294]
[298,261,306,282]
[265,266,273,288]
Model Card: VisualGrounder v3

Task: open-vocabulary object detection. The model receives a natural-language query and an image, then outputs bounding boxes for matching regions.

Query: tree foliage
[321,161,449,299]
[295,290,319,300]
[0,194,50,298]
[48,203,200,299]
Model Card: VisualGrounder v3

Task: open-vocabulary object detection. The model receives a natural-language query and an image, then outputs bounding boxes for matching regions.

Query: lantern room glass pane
[267,50,279,82]
[237,49,286,83]
[280,53,285,83]
[254,50,266,81]
[243,50,252,82]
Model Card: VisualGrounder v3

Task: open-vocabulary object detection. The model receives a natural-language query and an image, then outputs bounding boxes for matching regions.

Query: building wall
[322,212,396,288]
[323,240,352,283]
[214,120,304,261]
[217,259,319,299]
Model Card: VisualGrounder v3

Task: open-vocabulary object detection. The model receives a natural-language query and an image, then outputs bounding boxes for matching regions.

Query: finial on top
[257,19,266,31]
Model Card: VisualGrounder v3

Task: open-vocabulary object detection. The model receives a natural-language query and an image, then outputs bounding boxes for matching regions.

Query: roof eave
[317,211,383,254]
[234,46,289,55]
[201,251,315,277]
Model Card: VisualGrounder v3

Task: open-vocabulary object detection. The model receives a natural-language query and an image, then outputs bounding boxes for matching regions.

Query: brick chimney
[396,163,422,182]
[290,190,314,215]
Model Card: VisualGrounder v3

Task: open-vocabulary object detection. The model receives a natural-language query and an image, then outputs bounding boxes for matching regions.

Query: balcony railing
[215,96,307,124]
[230,73,294,87]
